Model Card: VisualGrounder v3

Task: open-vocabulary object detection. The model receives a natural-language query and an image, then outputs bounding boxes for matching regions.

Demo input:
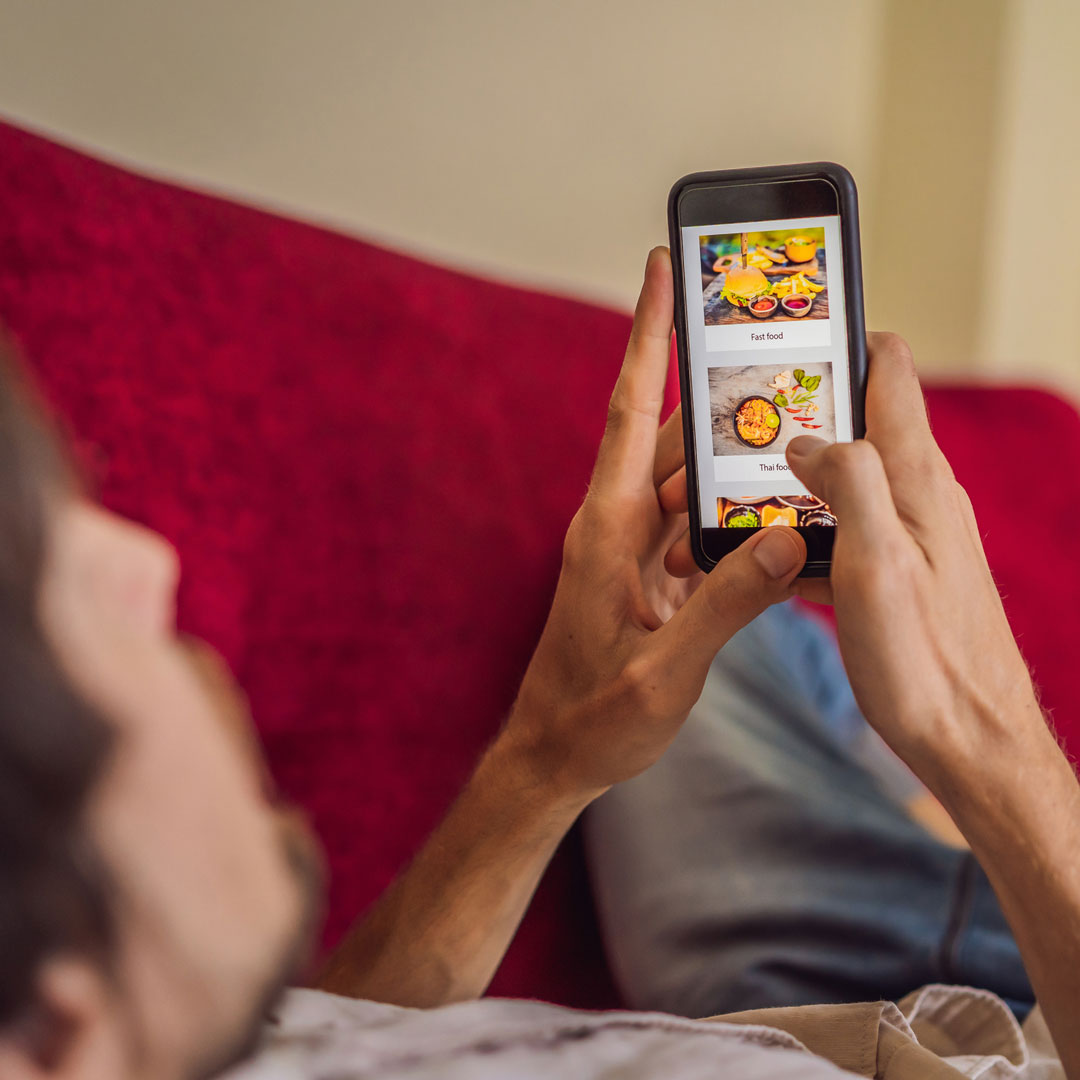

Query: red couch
[1,120,1078,1008]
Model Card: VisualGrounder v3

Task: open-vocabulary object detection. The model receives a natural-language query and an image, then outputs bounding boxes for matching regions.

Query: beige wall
[976,0,1080,387]
[0,0,1076,394]
[864,0,1008,379]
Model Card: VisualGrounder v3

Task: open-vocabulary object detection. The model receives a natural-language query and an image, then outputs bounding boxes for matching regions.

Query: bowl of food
[775,493,825,511]
[748,295,778,319]
[800,508,838,527]
[723,503,762,528]
[733,396,781,448]
[784,236,817,263]
[780,294,813,318]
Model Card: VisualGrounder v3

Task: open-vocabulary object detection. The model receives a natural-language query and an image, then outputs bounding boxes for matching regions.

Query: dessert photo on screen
[699,227,827,327]
[709,364,836,457]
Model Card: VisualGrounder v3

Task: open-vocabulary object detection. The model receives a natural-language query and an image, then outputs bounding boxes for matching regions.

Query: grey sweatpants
[584,602,1033,1020]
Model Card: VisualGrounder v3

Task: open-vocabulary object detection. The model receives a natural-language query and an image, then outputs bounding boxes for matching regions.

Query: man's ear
[0,956,128,1078]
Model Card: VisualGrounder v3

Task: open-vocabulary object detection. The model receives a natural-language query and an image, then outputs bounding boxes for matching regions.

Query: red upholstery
[1,120,1077,1007]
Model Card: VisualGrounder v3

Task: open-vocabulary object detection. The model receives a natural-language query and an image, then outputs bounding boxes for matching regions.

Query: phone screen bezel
[669,164,867,577]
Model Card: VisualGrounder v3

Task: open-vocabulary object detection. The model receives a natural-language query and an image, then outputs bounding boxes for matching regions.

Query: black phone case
[667,161,868,578]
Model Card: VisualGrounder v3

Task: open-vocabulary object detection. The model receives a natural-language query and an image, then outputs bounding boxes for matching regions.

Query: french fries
[773,272,825,298]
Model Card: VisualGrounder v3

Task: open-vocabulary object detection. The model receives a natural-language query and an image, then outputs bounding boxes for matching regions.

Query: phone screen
[680,214,854,533]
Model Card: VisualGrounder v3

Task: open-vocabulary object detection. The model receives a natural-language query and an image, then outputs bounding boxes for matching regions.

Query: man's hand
[785,333,1044,781]
[503,247,806,804]
[785,333,1080,1080]
[318,248,805,1007]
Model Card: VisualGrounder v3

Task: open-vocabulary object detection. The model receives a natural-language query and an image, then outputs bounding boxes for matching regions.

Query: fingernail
[752,529,803,579]
[786,435,828,461]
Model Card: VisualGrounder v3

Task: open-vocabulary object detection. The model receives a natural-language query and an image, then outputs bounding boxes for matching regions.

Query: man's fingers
[651,527,805,673]
[786,436,904,547]
[663,526,697,578]
[653,404,684,488]
[864,333,935,456]
[591,248,674,497]
[658,466,688,515]
[862,332,960,534]
[863,332,952,484]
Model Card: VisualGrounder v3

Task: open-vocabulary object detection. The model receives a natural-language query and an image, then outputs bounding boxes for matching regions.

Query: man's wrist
[897,667,1044,792]
[482,718,603,825]
[915,694,1067,843]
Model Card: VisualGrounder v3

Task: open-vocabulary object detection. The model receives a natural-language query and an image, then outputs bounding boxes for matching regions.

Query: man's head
[0,347,324,1080]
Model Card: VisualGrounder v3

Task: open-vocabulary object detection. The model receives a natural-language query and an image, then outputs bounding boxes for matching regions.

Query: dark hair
[0,344,116,1025]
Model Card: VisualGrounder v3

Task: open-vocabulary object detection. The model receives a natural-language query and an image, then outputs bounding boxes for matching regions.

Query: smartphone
[668,162,867,577]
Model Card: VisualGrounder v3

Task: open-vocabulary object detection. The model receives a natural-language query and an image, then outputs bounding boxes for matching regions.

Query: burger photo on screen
[719,232,770,307]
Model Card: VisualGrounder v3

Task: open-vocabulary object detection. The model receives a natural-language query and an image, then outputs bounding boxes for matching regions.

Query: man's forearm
[928,707,1080,1078]
[314,728,592,1007]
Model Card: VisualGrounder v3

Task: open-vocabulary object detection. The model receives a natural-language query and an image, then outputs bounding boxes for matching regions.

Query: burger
[721,263,770,307]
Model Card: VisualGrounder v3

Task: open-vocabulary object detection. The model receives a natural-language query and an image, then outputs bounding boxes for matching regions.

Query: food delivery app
[681,215,853,530]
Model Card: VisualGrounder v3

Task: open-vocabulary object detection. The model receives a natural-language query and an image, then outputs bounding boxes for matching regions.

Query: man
[0,247,1076,1079]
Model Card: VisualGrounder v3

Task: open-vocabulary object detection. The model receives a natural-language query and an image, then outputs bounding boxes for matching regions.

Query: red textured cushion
[0,120,1077,1007]
[923,385,1080,744]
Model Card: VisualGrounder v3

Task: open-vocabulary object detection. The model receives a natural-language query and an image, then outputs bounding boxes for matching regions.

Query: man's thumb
[653,528,805,673]
[745,527,806,582]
